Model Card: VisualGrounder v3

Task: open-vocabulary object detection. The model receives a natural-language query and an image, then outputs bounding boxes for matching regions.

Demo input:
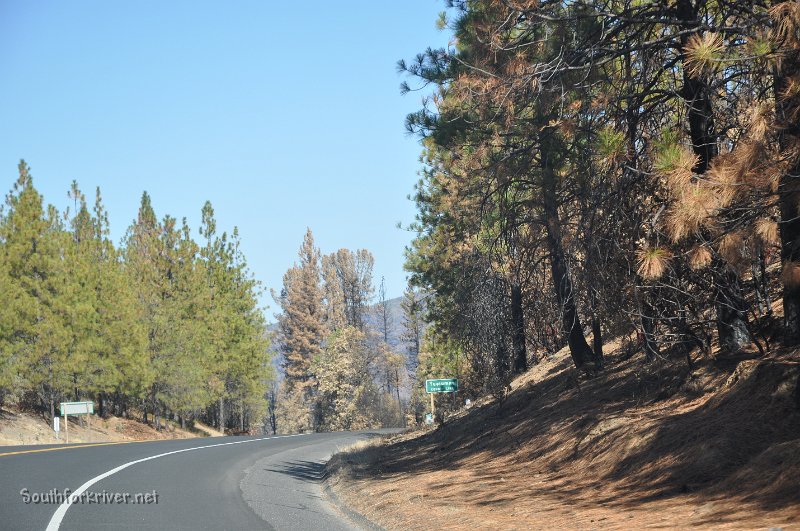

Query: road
[0,431,389,530]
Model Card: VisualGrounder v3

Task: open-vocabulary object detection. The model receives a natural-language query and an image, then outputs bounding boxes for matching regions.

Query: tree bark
[675,0,750,352]
[510,283,528,374]
[591,314,603,367]
[219,397,225,433]
[641,298,661,362]
[541,129,595,369]
[774,17,800,343]
[716,270,752,352]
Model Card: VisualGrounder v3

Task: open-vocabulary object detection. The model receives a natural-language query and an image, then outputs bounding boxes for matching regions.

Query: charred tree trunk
[510,283,528,374]
[716,269,752,352]
[218,397,225,433]
[641,298,661,362]
[676,0,750,352]
[541,129,595,369]
[775,19,800,343]
[591,313,603,367]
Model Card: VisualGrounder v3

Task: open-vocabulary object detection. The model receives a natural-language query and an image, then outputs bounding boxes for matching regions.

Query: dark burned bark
[715,269,752,352]
[775,21,800,344]
[675,0,750,352]
[510,283,528,374]
[677,0,719,174]
[541,129,596,369]
[641,299,661,362]
[98,392,105,418]
[219,397,225,432]
[591,313,604,367]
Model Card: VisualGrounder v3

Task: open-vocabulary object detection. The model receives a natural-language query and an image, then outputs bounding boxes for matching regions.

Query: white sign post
[53,416,60,440]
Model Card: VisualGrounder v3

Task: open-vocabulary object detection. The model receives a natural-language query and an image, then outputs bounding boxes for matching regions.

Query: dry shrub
[661,148,699,196]
[689,245,713,270]
[718,231,745,266]
[666,185,715,242]
[637,246,672,280]
[683,32,725,77]
[755,218,779,245]
[771,1,800,46]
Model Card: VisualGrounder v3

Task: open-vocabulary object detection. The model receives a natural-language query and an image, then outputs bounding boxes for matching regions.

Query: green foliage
[0,162,272,430]
[652,130,684,176]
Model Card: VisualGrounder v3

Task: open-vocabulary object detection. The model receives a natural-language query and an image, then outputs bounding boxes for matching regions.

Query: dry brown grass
[330,339,800,530]
[0,409,200,446]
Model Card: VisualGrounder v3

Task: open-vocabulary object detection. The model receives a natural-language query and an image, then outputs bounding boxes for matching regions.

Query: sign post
[425,379,458,423]
[60,401,94,444]
[53,416,60,440]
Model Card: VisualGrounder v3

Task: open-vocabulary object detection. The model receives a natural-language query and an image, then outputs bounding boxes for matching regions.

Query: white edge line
[45,434,302,531]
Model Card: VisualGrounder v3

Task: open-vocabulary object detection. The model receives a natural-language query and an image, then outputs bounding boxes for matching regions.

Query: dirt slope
[0,408,203,446]
[329,341,800,529]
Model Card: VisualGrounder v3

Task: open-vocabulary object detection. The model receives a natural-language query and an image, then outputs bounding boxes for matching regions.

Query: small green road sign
[60,401,94,415]
[425,378,458,393]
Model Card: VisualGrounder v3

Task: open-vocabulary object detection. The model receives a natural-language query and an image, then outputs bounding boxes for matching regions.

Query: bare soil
[0,408,205,446]
[329,338,800,530]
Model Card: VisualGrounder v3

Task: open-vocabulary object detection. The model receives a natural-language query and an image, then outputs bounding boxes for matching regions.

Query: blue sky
[0,1,448,315]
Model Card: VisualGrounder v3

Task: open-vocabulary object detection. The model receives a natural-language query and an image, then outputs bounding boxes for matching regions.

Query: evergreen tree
[275,229,325,396]
[1,161,69,420]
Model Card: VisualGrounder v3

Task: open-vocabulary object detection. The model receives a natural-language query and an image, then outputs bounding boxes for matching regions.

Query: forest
[0,161,271,433]
[396,0,800,402]
[271,229,425,433]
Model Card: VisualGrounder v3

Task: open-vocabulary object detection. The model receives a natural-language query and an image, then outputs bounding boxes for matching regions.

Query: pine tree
[1,161,69,420]
[275,229,325,398]
[401,284,423,371]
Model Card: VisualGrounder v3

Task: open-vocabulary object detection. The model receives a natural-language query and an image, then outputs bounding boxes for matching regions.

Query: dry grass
[0,409,201,446]
[330,339,800,530]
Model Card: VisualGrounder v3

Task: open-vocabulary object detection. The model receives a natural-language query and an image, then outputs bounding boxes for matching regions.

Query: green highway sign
[60,401,94,415]
[425,378,458,393]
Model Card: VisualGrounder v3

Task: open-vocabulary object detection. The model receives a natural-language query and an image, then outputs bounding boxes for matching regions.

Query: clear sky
[0,1,448,315]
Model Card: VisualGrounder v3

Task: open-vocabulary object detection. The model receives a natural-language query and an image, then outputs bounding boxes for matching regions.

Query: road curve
[0,430,391,530]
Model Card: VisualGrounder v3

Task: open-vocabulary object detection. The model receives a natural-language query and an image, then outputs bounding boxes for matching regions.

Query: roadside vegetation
[398,0,800,418]
[271,229,422,433]
[328,1,800,527]
[0,163,272,434]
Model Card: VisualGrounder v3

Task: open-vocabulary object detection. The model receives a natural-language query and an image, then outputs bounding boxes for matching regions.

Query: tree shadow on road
[267,459,330,483]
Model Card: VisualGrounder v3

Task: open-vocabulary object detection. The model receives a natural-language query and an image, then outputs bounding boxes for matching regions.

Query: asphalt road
[0,430,390,530]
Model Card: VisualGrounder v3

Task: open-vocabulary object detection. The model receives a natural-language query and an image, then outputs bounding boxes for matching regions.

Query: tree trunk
[641,299,661,362]
[591,314,603,368]
[676,0,750,352]
[775,20,800,343]
[510,283,528,374]
[716,270,752,352]
[218,397,225,433]
[395,368,405,427]
[541,128,594,369]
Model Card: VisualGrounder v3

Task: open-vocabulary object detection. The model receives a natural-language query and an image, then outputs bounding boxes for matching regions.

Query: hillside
[0,408,215,447]
[329,339,800,529]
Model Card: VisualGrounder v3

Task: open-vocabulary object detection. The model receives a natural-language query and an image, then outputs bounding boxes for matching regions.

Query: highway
[0,431,388,530]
